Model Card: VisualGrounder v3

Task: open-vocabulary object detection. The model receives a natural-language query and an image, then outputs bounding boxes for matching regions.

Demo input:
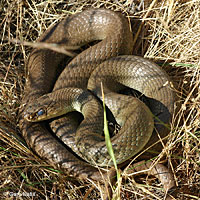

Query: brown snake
[19,8,175,183]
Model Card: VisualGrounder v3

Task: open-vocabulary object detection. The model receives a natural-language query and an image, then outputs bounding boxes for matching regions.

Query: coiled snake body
[19,9,175,180]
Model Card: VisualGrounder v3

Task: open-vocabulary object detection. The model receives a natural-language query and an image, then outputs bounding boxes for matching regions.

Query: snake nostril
[24,113,32,121]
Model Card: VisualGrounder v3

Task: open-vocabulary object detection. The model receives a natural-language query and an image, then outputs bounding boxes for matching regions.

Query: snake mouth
[24,108,47,122]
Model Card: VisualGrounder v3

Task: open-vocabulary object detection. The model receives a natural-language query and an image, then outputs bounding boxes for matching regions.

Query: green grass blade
[101,82,120,181]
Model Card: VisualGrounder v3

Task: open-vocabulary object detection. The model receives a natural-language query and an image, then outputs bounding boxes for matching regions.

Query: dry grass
[0,0,200,199]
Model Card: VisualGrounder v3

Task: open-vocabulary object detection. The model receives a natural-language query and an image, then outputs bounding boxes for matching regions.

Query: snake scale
[19,8,175,181]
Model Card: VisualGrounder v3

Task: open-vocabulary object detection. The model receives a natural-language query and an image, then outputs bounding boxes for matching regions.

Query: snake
[19,8,175,181]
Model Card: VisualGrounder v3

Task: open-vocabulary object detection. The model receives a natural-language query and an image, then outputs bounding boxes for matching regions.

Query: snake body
[19,9,175,179]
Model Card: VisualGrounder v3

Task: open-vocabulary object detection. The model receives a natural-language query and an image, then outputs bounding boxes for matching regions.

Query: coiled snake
[19,9,175,183]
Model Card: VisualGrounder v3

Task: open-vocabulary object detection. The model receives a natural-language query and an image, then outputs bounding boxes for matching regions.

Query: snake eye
[37,109,45,116]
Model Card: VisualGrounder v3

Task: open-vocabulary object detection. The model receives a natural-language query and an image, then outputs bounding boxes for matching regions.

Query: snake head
[22,94,52,122]
[23,88,82,122]
[23,91,71,122]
